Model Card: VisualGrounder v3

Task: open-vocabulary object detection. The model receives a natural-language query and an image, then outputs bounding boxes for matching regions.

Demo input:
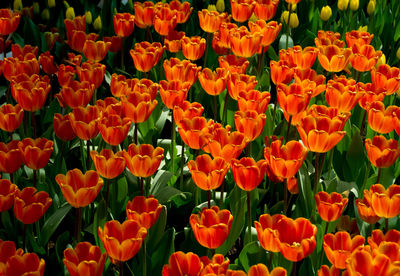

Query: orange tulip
[229,26,263,58]
[0,9,21,35]
[11,44,38,58]
[198,68,228,96]
[162,251,203,276]
[14,187,52,224]
[279,46,319,70]
[163,58,201,86]
[200,254,230,275]
[65,15,86,40]
[38,51,58,75]
[0,179,18,212]
[56,169,103,208]
[130,41,164,72]
[198,10,229,33]
[153,7,177,36]
[113,13,135,37]
[230,0,255,22]
[134,1,155,28]
[317,45,353,72]
[345,30,374,48]
[190,206,233,249]
[187,154,229,191]
[218,22,238,49]
[164,30,185,53]
[2,54,39,81]
[248,264,287,276]
[370,64,400,95]
[368,229,400,251]
[0,104,23,133]
[126,195,163,229]
[67,31,99,53]
[325,75,363,113]
[317,265,341,276]
[178,116,212,150]
[351,44,382,72]
[0,240,24,274]
[169,0,192,24]
[76,61,106,89]
[121,92,158,123]
[367,101,396,134]
[68,106,101,141]
[122,143,164,178]
[203,126,248,163]
[56,80,95,109]
[18,138,53,171]
[96,97,122,115]
[264,139,308,179]
[277,82,312,119]
[82,40,111,62]
[63,241,106,276]
[53,113,76,141]
[90,149,125,179]
[159,80,190,109]
[314,30,344,48]
[11,74,50,112]
[315,191,348,222]
[227,73,258,100]
[234,110,266,141]
[103,36,123,52]
[323,232,365,270]
[249,20,282,49]
[237,90,271,114]
[296,106,350,153]
[181,36,206,61]
[254,0,279,21]
[369,184,400,219]
[218,55,249,74]
[231,157,267,191]
[5,252,45,276]
[0,140,23,174]
[98,219,147,264]
[357,82,386,110]
[173,101,204,127]
[270,60,294,85]
[365,135,400,168]
[98,114,131,146]
[57,64,76,87]
[355,189,381,224]
[111,75,158,99]
[213,32,230,56]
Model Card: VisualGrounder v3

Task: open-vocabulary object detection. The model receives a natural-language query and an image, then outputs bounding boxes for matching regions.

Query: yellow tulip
[85,11,92,24]
[338,0,349,11]
[350,0,359,11]
[66,6,75,19]
[367,0,375,15]
[93,15,102,31]
[216,0,225,12]
[320,6,332,21]
[207,4,217,12]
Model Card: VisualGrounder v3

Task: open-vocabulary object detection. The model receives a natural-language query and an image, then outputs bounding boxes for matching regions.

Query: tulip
[281,11,299,28]
[164,30,185,53]
[229,26,263,58]
[169,0,193,24]
[187,154,229,191]
[153,7,177,36]
[181,36,206,61]
[368,229,400,250]
[178,116,212,150]
[227,73,258,100]
[370,64,400,95]
[234,110,266,141]
[320,6,332,21]
[277,82,312,120]
[0,104,23,133]
[200,254,230,275]
[103,36,123,53]
[0,179,18,212]
[351,44,382,72]
[230,0,255,22]
[337,0,349,10]
[317,45,353,72]
[82,40,111,62]
[18,137,53,171]
[5,252,45,276]
[14,187,52,224]
[0,140,23,175]
[67,31,99,53]
[159,80,190,109]
[55,169,104,208]
[63,242,106,276]
[68,105,101,141]
[355,189,381,224]
[189,206,233,249]
[90,149,126,180]
[113,13,135,37]
[198,68,228,96]
[64,15,86,40]
[121,92,158,123]
[76,61,106,89]
[279,46,319,70]
[345,30,374,48]
[198,9,229,33]
[56,80,95,109]
[248,264,287,276]
[98,114,132,146]
[231,157,267,191]
[369,184,400,219]
[365,135,400,168]
[173,101,204,128]
[122,143,164,178]
[218,22,238,49]
[38,51,58,75]
[162,251,203,276]
[315,30,344,48]
[98,219,147,264]
[130,41,164,73]
[126,196,163,229]
[218,55,249,74]
[270,60,294,85]
[3,54,40,81]
[325,75,363,113]
[134,1,155,28]
[237,90,271,114]
[254,0,279,21]
[367,101,396,134]
[163,58,201,86]
[315,191,348,222]
[0,9,21,35]
[57,64,76,87]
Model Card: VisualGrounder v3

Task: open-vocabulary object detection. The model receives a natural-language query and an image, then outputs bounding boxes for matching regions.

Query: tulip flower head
[63,242,106,276]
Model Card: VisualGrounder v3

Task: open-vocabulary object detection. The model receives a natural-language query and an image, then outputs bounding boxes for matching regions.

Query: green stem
[222,91,229,125]
[286,115,292,143]
[143,241,147,276]
[171,117,176,173]
[134,123,139,145]
[284,178,288,215]
[257,48,265,79]
[80,140,87,172]
[22,223,27,251]
[219,181,225,208]
[33,170,37,188]
[319,221,329,267]
[121,37,125,71]
[313,153,320,195]
[247,191,252,244]
[203,33,211,68]
[31,112,36,138]
[377,167,382,184]
[86,140,91,170]
[119,261,124,276]
[208,190,211,208]
[140,177,144,196]
[285,4,292,49]
[213,95,218,122]
[105,178,110,210]
[180,142,185,191]
[75,207,82,243]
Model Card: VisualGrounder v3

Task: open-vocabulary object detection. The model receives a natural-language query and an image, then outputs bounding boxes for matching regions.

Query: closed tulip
[130,42,164,73]
[76,61,106,90]
[0,179,18,212]
[159,80,190,109]
[355,189,381,224]
[163,58,201,86]
[254,0,279,21]
[68,106,101,141]
[370,64,400,95]
[82,40,111,62]
[365,135,400,168]
[126,196,163,229]
[218,55,249,74]
[0,141,23,174]
[369,184,400,219]
[113,13,135,37]
[231,157,267,191]
[121,92,158,123]
[227,73,258,100]
[181,36,206,61]
[18,138,53,170]
[325,75,363,113]
[122,143,164,178]
[5,252,45,276]
[229,26,263,58]
[0,104,24,133]
[0,9,21,35]
[14,187,52,224]
[230,0,255,22]
[53,113,76,141]
[234,110,266,141]
[134,1,155,28]
[98,114,131,146]
[153,7,177,36]
[63,242,106,276]
[367,101,396,134]
[315,191,348,222]
[90,149,125,179]
[162,251,203,276]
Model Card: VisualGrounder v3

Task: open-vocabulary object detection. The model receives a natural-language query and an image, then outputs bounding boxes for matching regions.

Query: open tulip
[317,45,352,72]
[130,41,164,72]
[38,51,58,75]
[76,61,106,90]
[5,252,45,276]
[315,30,344,48]
[163,58,201,86]
[315,191,348,222]
[90,149,125,179]
[351,44,382,72]
[249,20,282,50]
[231,157,267,191]
[189,206,233,249]
[367,101,396,134]
[98,219,147,264]
[368,229,400,251]
[65,15,86,40]
[234,110,266,141]
[237,90,271,114]
[82,40,111,62]
[369,184,400,219]
[227,73,258,100]
[113,13,135,37]
[0,179,18,212]
[56,169,104,208]
[370,64,400,95]
[3,54,40,81]
[68,106,101,141]
[173,101,204,127]
[178,116,212,150]
[345,30,374,48]
[254,0,279,21]
[18,138,53,170]
[270,60,294,85]
[187,154,229,191]
[365,135,400,168]
[126,196,163,229]
[218,55,249,74]
[169,0,193,23]
[277,82,312,119]
[134,1,155,28]
[121,92,158,123]
[0,104,24,132]
[122,143,164,178]
[63,241,106,276]
[198,68,228,96]
[279,46,319,70]
[14,187,52,224]
[162,251,203,276]
[164,30,185,53]
[0,9,21,35]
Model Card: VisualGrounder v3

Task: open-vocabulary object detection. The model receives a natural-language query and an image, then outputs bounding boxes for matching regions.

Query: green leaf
[0,86,7,99]
[55,231,70,263]
[148,206,167,246]
[238,241,268,272]
[345,130,365,180]
[93,200,107,251]
[27,230,46,255]
[150,228,175,275]
[168,192,192,208]
[39,204,72,247]
[297,163,313,218]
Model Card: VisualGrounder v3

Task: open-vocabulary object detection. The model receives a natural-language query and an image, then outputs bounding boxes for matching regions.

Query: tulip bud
[358,25,368,32]
[66,6,75,19]
[41,8,50,21]
[375,53,386,68]
[320,6,332,21]
[249,13,258,23]
[216,0,225,12]
[85,11,92,24]
[338,0,349,11]
[367,0,375,15]
[397,47,400,60]
[33,2,40,14]
[48,0,56,8]
[93,15,102,31]
[207,4,217,12]
[13,0,23,11]
[289,3,297,11]
[350,0,359,10]
[290,13,299,28]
